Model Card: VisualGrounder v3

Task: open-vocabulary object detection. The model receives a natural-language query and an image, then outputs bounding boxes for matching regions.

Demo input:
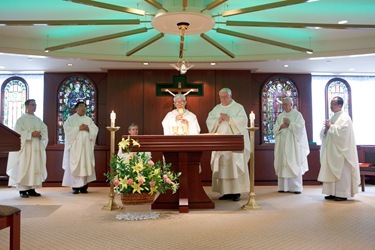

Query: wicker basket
[120,193,155,205]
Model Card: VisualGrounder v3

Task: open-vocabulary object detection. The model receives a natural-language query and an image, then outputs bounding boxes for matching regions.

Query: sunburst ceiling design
[0,0,375,73]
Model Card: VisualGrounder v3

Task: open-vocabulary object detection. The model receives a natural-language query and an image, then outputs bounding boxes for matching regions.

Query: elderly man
[206,88,250,202]
[273,97,309,194]
[162,94,200,135]
[7,99,48,198]
[318,96,360,201]
[62,101,99,194]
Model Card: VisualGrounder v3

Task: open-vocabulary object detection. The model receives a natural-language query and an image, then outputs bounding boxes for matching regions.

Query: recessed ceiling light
[67,63,73,67]
[283,64,289,68]
[338,20,348,24]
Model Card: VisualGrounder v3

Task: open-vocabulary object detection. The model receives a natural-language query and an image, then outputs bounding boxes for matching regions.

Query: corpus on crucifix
[156,75,203,97]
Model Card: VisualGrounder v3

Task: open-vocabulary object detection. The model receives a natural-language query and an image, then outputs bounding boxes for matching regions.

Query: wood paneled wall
[1,69,319,187]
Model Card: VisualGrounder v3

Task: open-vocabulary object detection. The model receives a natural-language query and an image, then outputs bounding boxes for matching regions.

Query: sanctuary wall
[0,70,323,186]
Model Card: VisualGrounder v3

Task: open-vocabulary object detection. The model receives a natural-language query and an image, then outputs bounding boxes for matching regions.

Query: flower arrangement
[107,136,181,195]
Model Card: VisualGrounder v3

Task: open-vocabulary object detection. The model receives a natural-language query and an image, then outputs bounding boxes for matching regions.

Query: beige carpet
[1,185,375,250]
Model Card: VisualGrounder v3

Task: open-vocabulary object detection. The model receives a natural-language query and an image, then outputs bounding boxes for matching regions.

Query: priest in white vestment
[7,99,48,198]
[273,97,309,194]
[318,96,360,201]
[162,94,200,135]
[206,88,250,202]
[62,101,99,194]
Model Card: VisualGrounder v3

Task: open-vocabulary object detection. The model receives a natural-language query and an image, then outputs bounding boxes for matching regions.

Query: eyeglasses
[174,101,185,104]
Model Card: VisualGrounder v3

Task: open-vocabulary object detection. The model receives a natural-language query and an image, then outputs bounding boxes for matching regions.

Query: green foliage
[106,137,180,195]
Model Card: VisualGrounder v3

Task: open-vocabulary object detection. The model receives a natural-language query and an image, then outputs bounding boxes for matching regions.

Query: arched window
[325,78,352,119]
[57,76,97,144]
[1,76,29,129]
[261,76,299,144]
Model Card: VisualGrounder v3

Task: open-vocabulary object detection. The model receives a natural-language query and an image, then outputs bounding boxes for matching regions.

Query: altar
[125,134,244,213]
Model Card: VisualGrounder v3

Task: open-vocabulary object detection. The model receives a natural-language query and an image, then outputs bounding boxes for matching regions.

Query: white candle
[110,110,116,127]
[249,111,255,127]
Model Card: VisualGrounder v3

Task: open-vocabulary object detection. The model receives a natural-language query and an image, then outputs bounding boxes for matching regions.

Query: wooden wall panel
[45,146,64,184]
[0,69,317,188]
[254,145,321,185]
[143,70,177,135]
[305,146,321,184]
[214,71,253,115]
[107,70,144,143]
[93,146,109,182]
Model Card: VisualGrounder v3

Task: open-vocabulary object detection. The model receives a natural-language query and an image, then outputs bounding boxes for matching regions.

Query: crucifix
[156,75,203,96]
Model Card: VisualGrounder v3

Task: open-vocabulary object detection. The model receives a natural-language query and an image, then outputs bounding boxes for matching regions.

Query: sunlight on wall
[0,74,44,120]
[312,75,373,145]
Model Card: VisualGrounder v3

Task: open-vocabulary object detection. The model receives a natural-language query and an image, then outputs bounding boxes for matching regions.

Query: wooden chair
[0,205,21,250]
[360,166,375,192]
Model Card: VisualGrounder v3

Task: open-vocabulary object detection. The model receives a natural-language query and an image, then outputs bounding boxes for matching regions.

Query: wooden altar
[0,123,20,153]
[0,123,21,181]
[124,134,244,213]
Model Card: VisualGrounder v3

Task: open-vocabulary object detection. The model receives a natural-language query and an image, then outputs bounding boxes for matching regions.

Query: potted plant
[106,136,181,205]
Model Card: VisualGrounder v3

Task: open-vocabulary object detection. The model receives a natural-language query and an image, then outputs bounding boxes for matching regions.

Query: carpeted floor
[1,185,375,250]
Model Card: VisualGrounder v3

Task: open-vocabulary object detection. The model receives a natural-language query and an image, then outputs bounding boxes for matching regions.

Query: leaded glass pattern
[261,76,299,144]
[325,78,351,119]
[1,77,28,129]
[57,76,96,144]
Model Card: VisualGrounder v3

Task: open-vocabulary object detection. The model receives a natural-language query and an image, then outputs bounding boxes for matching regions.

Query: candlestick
[249,111,255,128]
[110,110,116,127]
[103,126,121,211]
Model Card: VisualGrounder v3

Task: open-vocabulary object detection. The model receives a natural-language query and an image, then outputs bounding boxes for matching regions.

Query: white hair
[219,88,232,96]
[173,94,186,102]
[282,97,293,104]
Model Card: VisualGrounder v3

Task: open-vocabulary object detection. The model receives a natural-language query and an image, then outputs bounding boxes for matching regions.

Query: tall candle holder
[242,127,261,210]
[102,126,122,211]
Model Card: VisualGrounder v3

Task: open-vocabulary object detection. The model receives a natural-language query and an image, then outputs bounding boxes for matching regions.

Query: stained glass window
[325,78,351,119]
[1,77,28,129]
[57,76,96,144]
[261,76,299,144]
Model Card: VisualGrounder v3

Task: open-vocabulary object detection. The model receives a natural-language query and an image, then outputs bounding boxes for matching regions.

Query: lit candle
[110,110,116,127]
[249,111,255,128]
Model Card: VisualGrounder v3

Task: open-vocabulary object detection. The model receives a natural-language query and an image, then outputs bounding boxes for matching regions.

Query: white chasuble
[62,113,98,187]
[318,111,360,197]
[162,109,200,135]
[206,100,250,194]
[273,109,309,178]
[7,113,48,188]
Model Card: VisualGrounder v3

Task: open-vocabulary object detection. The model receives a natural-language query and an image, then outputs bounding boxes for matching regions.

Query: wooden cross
[156,75,203,96]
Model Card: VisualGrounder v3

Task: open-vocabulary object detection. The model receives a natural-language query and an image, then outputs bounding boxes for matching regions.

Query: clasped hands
[279,118,290,130]
[79,124,89,132]
[32,131,42,139]
[218,113,229,123]
[323,119,331,134]
[176,114,189,125]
